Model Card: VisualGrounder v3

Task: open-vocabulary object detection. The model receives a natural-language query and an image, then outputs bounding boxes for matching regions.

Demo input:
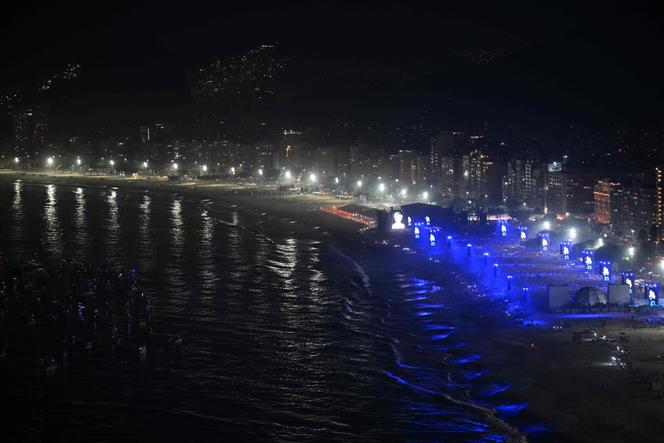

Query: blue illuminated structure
[645,283,659,306]
[560,241,571,260]
[447,235,452,248]
[500,222,507,237]
[507,274,513,290]
[598,260,612,282]
[483,251,489,265]
[581,250,594,271]
[429,233,436,246]
[538,232,550,252]
[467,243,472,256]
[493,263,499,277]
[425,216,431,226]
[414,226,420,239]
[518,226,527,243]
[621,272,635,293]
[407,216,412,227]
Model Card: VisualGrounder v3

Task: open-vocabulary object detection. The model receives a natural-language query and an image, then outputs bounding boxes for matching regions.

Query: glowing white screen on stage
[392,212,405,230]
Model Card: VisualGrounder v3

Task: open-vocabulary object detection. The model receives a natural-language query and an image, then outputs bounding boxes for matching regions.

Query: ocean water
[0,180,527,442]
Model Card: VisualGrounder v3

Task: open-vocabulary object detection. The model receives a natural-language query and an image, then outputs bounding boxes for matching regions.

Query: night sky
[2,2,663,134]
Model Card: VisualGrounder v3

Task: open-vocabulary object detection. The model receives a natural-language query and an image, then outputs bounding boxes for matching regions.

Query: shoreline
[4,169,664,441]
[384,230,664,442]
[0,169,365,237]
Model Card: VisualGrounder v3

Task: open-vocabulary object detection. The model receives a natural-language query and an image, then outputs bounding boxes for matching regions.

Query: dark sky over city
[2,1,663,134]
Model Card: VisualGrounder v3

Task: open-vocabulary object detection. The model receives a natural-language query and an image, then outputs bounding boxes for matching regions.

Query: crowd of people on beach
[0,252,178,375]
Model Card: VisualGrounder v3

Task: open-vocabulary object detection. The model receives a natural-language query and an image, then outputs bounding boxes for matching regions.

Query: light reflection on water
[0,181,523,442]
[11,181,23,246]
[73,187,88,258]
[105,189,121,263]
[43,184,62,256]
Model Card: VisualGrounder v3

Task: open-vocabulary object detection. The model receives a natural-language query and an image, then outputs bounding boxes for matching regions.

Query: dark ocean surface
[0,180,528,442]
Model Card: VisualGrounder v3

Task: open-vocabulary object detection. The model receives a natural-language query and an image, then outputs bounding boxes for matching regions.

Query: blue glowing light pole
[429,233,436,247]
[447,235,452,248]
[599,260,612,282]
[414,226,420,239]
[621,272,635,294]
[467,243,472,257]
[507,275,513,290]
[646,283,659,306]
[582,250,594,271]
[493,263,499,277]
[483,252,489,265]
[560,241,571,260]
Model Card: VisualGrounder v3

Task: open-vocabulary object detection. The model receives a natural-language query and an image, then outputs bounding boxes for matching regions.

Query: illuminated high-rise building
[430,131,464,183]
[593,179,620,225]
[13,105,48,150]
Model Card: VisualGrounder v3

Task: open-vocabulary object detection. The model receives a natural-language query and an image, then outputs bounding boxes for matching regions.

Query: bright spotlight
[258,168,263,176]
[76,157,81,166]
[109,159,115,167]
[400,188,407,197]
[309,173,317,183]
[378,182,385,192]
[230,166,235,175]
[628,247,635,257]
[201,164,208,172]
[542,221,551,230]
[334,177,339,184]
[172,163,178,170]
[46,157,54,166]
[285,170,292,179]
[142,161,148,168]
[422,191,429,200]
[660,259,664,271]
[356,180,363,188]
[13,157,19,163]
[568,227,577,240]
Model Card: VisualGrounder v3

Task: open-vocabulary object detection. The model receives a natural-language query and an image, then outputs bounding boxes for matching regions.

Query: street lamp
[334,177,339,184]
[378,182,385,193]
[309,173,317,183]
[285,170,292,180]
[46,157,54,167]
[172,163,178,171]
[258,168,263,176]
[76,157,81,166]
[422,191,429,201]
[568,227,577,241]
[356,180,363,188]
[201,164,208,172]
[142,161,149,168]
[13,157,19,164]
[542,221,551,231]
[628,247,635,257]
[400,188,407,197]
[109,159,115,167]
[230,166,235,175]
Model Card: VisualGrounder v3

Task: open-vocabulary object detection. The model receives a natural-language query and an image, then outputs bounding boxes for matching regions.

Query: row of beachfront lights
[22,156,267,176]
